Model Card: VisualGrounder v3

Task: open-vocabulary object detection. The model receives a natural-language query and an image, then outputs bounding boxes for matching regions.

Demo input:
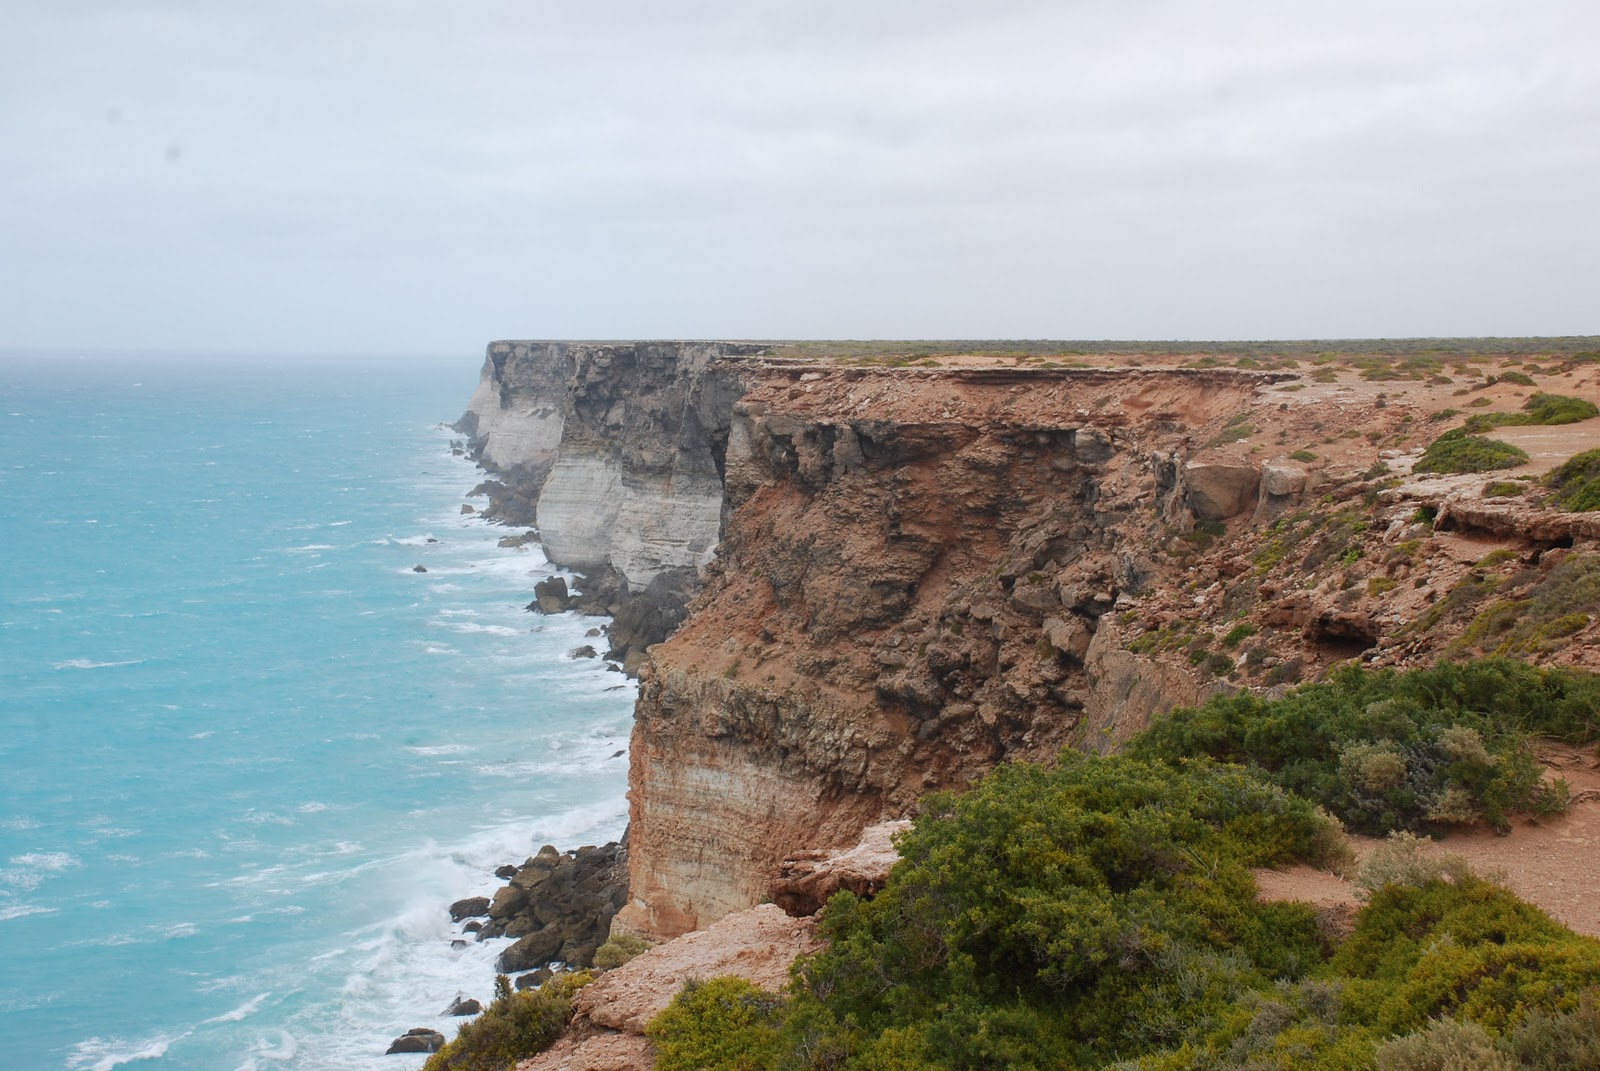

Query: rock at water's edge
[385,1028,445,1055]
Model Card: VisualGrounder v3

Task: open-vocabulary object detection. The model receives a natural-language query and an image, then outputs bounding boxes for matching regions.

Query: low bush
[592,933,652,970]
[647,976,785,1071]
[424,972,592,1071]
[1459,393,1598,435]
[1546,448,1600,511]
[1415,430,1528,475]
[1449,553,1600,658]
[1128,660,1600,833]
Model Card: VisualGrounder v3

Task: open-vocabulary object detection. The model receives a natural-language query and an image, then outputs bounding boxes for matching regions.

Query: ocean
[0,353,633,1071]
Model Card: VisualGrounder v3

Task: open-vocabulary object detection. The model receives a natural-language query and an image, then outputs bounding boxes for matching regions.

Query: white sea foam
[404,744,473,757]
[0,816,40,831]
[390,534,439,546]
[298,801,329,813]
[242,1030,298,1065]
[286,544,336,552]
[67,1031,185,1070]
[10,851,80,870]
[53,658,144,670]
[437,622,521,637]
[0,903,57,921]
[165,922,199,939]
[202,992,271,1024]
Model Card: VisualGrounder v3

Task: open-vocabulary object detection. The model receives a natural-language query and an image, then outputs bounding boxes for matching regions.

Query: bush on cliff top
[653,753,1343,1070]
[1128,658,1598,834]
[647,745,1600,1070]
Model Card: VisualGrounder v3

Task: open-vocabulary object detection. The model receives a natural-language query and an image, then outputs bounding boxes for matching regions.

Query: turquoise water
[0,354,633,1071]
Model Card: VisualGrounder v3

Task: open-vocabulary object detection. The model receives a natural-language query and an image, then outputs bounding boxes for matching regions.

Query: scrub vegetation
[647,660,1600,1071]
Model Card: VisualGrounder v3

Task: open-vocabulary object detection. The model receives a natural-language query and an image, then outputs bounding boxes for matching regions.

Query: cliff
[464,340,1600,942]
[460,341,766,668]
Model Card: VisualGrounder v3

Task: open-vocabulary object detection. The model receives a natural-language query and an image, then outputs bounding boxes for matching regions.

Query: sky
[3,1,1598,358]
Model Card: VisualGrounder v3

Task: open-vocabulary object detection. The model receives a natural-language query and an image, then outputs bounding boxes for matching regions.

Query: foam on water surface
[0,354,633,1069]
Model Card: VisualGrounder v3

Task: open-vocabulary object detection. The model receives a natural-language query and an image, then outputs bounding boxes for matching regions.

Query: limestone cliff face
[615,366,1265,937]
[465,344,1600,947]
[460,340,763,589]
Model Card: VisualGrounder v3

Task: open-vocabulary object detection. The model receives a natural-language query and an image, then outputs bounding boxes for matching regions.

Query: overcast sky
[3,1,1597,358]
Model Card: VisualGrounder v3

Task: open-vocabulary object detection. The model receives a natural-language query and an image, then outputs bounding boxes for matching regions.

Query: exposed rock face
[616,366,1268,937]
[462,342,1600,948]
[460,341,765,589]
[463,340,767,673]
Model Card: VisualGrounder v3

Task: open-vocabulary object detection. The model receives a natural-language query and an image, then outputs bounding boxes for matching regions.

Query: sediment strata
[464,340,1600,944]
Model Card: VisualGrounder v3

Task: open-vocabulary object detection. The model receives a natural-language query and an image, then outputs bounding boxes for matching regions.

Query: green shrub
[1546,448,1600,511]
[1522,392,1598,424]
[1457,393,1597,436]
[1128,660,1600,834]
[1221,623,1258,649]
[423,972,592,1071]
[770,754,1339,1070]
[1415,431,1529,475]
[1500,989,1600,1067]
[1289,450,1317,462]
[648,976,784,1071]
[1450,554,1600,658]
[1482,480,1525,498]
[593,933,653,970]
[1333,876,1600,1034]
[1373,1018,1512,1071]
[1496,370,1537,387]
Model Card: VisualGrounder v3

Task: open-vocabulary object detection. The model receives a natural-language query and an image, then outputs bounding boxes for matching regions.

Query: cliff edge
[463,339,1600,942]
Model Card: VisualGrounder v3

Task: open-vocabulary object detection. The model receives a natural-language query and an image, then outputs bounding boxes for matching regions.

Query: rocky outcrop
[386,1028,445,1055]
[770,819,910,917]
[520,903,821,1071]
[480,842,628,974]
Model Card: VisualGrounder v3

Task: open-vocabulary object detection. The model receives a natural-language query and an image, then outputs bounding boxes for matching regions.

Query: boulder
[385,1028,445,1055]
[448,896,491,922]
[487,885,529,920]
[1184,462,1261,520]
[570,645,598,659]
[1261,462,1309,498]
[498,927,564,973]
[514,967,554,991]
[494,864,518,880]
[412,564,428,573]
[1042,615,1092,662]
[531,576,572,615]
[444,996,482,1016]
[460,503,476,514]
